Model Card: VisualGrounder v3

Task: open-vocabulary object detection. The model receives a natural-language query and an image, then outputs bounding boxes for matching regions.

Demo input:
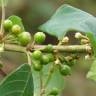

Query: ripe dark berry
[42,54,50,65]
[49,88,59,95]
[12,24,21,34]
[33,60,42,71]
[18,32,31,46]
[4,19,13,30]
[59,65,71,76]
[32,50,42,60]
[34,32,46,44]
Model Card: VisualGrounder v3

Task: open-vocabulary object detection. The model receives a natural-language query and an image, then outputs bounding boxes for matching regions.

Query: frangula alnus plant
[0,1,96,96]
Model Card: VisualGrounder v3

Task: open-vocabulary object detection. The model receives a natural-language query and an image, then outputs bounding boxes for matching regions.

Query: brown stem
[0,69,6,77]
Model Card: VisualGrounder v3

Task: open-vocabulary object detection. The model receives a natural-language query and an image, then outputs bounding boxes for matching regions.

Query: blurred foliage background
[0,0,96,96]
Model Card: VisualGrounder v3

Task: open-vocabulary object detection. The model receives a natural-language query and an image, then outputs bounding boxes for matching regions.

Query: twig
[4,44,91,53]
[1,0,5,33]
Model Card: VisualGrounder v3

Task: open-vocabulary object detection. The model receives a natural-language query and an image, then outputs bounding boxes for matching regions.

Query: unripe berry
[59,65,71,76]
[47,53,54,62]
[42,55,50,65]
[4,19,13,30]
[18,32,31,46]
[33,60,42,71]
[75,32,82,39]
[12,24,21,34]
[49,88,59,95]
[34,32,46,44]
[44,44,53,52]
[32,50,42,60]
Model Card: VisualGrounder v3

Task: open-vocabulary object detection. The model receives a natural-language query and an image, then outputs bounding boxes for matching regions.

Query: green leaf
[8,15,25,32]
[39,4,96,39]
[86,32,96,57]
[87,60,96,81]
[32,63,64,96]
[0,64,34,96]
[0,0,9,6]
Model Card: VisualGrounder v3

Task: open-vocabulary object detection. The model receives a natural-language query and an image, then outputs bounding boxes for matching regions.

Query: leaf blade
[87,60,96,81]
[0,64,34,96]
[39,4,96,39]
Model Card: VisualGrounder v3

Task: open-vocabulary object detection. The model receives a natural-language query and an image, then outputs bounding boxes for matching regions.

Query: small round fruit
[12,24,21,34]
[34,32,46,44]
[42,55,50,65]
[59,65,71,76]
[44,44,53,52]
[4,19,13,30]
[33,60,42,71]
[32,50,42,59]
[18,32,31,46]
[47,53,54,62]
[49,88,59,95]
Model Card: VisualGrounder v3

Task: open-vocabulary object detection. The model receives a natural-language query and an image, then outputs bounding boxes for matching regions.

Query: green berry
[12,24,21,34]
[32,50,42,60]
[4,19,13,30]
[47,53,54,62]
[34,32,46,44]
[44,44,53,52]
[49,88,59,95]
[59,65,71,76]
[42,55,50,65]
[33,60,42,71]
[66,60,76,67]
[18,32,31,46]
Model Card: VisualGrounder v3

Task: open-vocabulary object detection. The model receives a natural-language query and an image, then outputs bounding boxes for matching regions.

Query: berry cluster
[3,19,77,79]
[3,19,32,46]
[3,18,89,96]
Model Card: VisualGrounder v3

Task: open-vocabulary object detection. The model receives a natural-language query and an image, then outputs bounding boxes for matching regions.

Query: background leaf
[39,4,96,39]
[32,63,64,96]
[0,64,34,96]
[87,60,96,81]
[8,15,25,32]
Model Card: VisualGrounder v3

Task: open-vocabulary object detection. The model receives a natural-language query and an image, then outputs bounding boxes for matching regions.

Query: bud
[81,39,89,44]
[85,54,91,60]
[86,45,92,53]
[62,36,69,43]
[55,59,60,65]
[75,32,83,39]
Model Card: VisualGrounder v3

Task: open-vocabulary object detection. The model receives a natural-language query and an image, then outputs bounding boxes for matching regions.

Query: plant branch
[4,44,91,53]
[1,0,5,33]
[26,51,32,66]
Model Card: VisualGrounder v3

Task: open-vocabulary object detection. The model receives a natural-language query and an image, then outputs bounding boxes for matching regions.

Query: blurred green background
[0,0,96,96]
